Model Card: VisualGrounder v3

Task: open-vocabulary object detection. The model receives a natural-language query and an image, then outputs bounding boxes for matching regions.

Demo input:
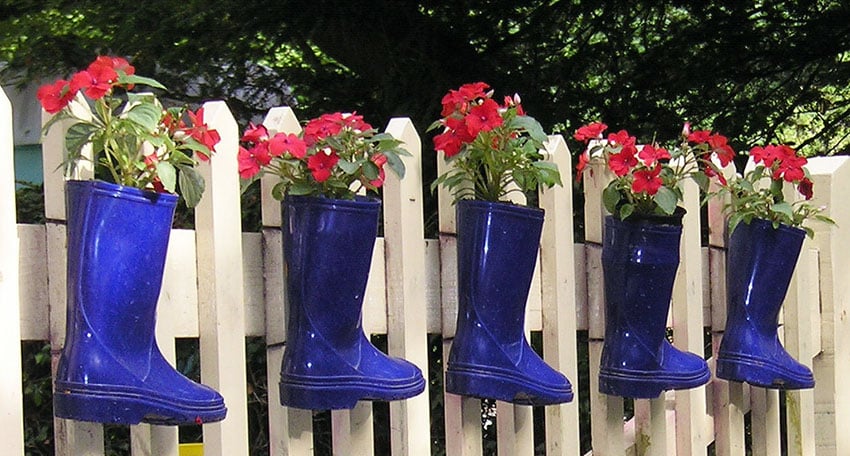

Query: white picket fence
[3,86,850,455]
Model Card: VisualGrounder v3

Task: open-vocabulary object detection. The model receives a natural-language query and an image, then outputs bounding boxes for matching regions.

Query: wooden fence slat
[41,98,104,456]
[806,156,850,455]
[258,107,314,455]
[0,86,25,456]
[437,149,483,456]
[672,178,710,455]
[194,100,249,456]
[538,135,580,456]
[383,117,432,455]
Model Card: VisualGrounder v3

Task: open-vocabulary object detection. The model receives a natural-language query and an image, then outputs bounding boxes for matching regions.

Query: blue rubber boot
[599,214,710,398]
[279,196,425,410]
[54,180,227,425]
[445,200,573,406]
[716,218,814,389]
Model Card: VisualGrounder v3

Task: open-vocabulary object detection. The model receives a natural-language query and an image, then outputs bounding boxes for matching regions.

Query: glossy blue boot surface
[54,180,226,425]
[716,218,814,389]
[446,200,573,406]
[279,195,425,410]
[599,215,710,398]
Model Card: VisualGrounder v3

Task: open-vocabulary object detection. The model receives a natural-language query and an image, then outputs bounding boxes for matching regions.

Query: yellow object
[178,443,203,456]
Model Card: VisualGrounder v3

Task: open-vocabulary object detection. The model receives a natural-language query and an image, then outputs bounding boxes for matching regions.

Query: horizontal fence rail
[4,86,850,455]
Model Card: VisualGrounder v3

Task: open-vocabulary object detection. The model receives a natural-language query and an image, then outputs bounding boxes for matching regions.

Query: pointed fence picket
[4,87,850,455]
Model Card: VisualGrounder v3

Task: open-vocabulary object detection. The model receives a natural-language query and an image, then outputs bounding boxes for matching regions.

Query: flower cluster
[38,56,219,207]
[238,112,408,200]
[430,82,561,203]
[718,143,831,236]
[574,122,734,220]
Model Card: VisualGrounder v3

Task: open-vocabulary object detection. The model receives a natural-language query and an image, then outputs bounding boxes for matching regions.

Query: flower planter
[54,180,227,425]
[278,195,425,410]
[599,212,710,398]
[445,200,573,405]
[716,217,814,389]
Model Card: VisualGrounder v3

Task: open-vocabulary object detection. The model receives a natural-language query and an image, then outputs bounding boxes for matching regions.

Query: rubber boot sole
[280,374,426,410]
[54,384,227,425]
[446,364,573,406]
[598,366,711,399]
[716,353,814,389]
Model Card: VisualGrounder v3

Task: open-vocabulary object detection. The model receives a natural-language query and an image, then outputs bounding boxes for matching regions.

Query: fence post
[582,160,625,456]
[671,176,712,455]
[537,135,580,456]
[436,147,484,456]
[41,96,104,455]
[707,162,746,456]
[258,107,314,456]
[194,100,249,456]
[805,156,850,455]
[0,86,25,456]
[383,117,432,454]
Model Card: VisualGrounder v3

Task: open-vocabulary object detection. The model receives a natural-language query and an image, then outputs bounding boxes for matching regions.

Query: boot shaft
[64,180,177,354]
[726,218,805,331]
[282,195,380,346]
[455,200,543,339]
[601,215,682,342]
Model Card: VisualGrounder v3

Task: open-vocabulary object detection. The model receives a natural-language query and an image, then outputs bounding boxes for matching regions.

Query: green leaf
[619,203,634,220]
[510,115,548,144]
[337,159,361,174]
[177,165,205,208]
[120,74,167,90]
[384,150,406,179]
[156,161,177,193]
[771,201,794,219]
[691,172,710,193]
[602,183,622,215]
[65,122,95,158]
[125,103,162,132]
[653,186,679,214]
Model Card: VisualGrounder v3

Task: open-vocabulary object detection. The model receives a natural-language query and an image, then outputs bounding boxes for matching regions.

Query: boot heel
[54,391,147,424]
[598,372,663,399]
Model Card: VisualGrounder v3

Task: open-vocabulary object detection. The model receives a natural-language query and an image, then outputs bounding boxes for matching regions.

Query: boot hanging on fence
[445,200,573,406]
[279,195,426,410]
[716,218,815,389]
[598,213,711,398]
[54,180,227,425]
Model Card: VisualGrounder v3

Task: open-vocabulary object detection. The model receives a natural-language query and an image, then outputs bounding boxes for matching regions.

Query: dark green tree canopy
[3,0,850,155]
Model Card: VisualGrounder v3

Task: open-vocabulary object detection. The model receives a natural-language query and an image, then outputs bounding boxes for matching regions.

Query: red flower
[632,165,663,195]
[707,134,735,166]
[343,113,372,132]
[637,144,670,167]
[687,130,712,144]
[750,145,774,166]
[797,178,814,200]
[575,151,590,182]
[303,112,345,145]
[36,79,75,114]
[776,153,807,182]
[238,146,262,179]
[433,130,465,158]
[369,153,388,188]
[441,82,490,116]
[464,98,503,136]
[185,108,220,159]
[70,57,122,100]
[574,122,608,142]
[608,145,639,177]
[704,165,727,185]
[268,133,307,159]
[307,151,339,182]
[240,123,269,144]
[607,130,636,148]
